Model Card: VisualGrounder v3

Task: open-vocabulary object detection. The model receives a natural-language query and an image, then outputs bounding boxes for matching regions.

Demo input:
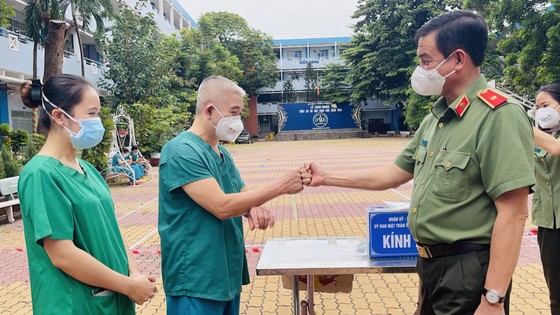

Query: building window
[11,110,34,133]
[317,49,329,59]
[287,50,302,60]
[287,72,300,81]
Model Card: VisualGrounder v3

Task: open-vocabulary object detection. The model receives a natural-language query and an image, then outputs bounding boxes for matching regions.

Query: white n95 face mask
[536,107,560,129]
[411,52,457,96]
[212,106,244,142]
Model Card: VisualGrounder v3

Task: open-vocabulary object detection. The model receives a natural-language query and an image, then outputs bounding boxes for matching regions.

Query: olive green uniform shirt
[533,134,560,229]
[395,75,535,245]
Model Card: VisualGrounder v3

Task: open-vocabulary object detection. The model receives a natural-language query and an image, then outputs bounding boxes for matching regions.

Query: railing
[495,85,535,109]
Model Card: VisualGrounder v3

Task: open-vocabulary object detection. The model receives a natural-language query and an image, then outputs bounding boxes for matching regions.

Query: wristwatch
[482,288,505,304]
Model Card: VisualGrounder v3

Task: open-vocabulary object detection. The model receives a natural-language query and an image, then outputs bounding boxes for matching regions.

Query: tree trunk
[32,41,37,79]
[71,1,85,77]
[43,20,70,82]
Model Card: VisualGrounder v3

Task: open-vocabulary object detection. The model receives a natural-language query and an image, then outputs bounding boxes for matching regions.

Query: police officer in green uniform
[158,75,305,315]
[18,74,157,315]
[302,11,534,314]
[531,83,560,315]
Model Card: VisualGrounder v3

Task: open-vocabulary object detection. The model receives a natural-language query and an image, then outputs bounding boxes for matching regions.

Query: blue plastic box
[367,202,419,259]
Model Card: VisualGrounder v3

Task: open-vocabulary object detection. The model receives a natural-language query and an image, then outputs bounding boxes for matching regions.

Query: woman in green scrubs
[17,74,157,314]
[532,83,560,315]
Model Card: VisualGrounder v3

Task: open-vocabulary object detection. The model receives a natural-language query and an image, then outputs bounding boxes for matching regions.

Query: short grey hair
[196,76,246,114]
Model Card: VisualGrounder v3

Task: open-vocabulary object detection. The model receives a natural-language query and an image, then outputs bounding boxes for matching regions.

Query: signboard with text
[367,204,419,259]
[278,102,358,131]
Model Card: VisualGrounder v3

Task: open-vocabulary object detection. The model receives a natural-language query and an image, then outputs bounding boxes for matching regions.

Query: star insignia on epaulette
[478,88,508,109]
[454,95,470,117]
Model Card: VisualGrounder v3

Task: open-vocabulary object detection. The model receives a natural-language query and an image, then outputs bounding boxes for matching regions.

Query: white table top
[256,237,417,276]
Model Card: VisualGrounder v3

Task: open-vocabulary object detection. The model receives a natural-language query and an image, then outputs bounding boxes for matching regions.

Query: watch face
[486,290,500,304]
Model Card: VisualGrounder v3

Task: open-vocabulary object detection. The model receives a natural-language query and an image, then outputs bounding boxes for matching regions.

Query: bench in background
[0,176,19,223]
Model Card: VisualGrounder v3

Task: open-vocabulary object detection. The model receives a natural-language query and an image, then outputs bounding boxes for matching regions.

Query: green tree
[489,1,559,95]
[127,103,191,156]
[321,63,351,104]
[1,144,19,177]
[304,62,317,102]
[282,79,296,103]
[61,0,114,77]
[9,129,29,154]
[0,0,15,28]
[24,0,64,79]
[176,27,243,88]
[100,4,167,106]
[344,0,457,105]
[197,12,277,95]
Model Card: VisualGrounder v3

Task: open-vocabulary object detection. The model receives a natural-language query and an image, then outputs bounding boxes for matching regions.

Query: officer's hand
[304,162,325,187]
[126,274,157,305]
[245,207,275,230]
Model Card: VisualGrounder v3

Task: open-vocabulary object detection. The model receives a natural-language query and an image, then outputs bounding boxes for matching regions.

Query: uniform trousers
[415,248,512,315]
[538,226,560,315]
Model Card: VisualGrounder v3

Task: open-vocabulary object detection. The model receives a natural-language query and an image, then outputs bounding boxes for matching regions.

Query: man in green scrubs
[303,11,534,314]
[158,76,305,315]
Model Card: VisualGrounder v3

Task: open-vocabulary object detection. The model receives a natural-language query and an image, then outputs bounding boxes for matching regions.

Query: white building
[0,0,196,132]
[255,37,406,138]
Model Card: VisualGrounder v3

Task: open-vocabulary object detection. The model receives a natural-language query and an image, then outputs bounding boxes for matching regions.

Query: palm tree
[61,0,114,77]
[24,0,63,79]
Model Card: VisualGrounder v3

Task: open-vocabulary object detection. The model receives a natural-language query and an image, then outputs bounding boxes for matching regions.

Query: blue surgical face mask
[42,93,105,149]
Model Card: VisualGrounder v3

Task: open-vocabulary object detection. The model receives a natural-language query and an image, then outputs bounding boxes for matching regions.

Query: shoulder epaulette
[477,88,509,109]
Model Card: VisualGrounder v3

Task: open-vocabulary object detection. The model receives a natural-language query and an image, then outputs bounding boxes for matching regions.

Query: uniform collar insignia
[454,95,470,118]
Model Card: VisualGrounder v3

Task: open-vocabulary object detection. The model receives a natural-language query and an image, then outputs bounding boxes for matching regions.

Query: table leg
[293,275,300,315]
[307,274,316,315]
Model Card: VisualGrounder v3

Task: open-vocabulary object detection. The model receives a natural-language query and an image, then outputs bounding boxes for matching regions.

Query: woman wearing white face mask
[532,83,560,315]
[17,74,157,314]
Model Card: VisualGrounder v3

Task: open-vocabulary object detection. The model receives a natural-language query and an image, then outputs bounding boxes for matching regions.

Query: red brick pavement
[0,138,548,314]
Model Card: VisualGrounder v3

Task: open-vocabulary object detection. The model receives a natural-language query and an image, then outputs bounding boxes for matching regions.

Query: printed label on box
[367,204,419,259]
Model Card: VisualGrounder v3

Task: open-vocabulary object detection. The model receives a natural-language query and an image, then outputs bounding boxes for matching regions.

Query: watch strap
[481,288,505,304]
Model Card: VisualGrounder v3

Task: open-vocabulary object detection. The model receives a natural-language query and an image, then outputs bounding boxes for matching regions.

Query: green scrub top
[395,75,535,245]
[112,153,125,167]
[131,152,140,162]
[18,155,134,315]
[533,134,560,229]
[158,131,249,301]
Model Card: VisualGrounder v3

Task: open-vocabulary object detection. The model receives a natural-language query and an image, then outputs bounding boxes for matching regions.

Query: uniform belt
[416,242,489,259]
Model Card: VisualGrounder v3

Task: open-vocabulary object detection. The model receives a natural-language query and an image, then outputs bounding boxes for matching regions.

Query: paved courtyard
[0,138,549,314]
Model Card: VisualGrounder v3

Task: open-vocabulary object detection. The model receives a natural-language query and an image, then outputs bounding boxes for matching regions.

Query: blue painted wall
[278,102,358,131]
[0,90,8,124]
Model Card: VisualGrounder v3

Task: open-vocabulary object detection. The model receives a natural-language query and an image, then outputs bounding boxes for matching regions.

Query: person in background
[158,75,306,315]
[130,145,147,181]
[531,83,560,315]
[18,73,156,314]
[302,10,534,314]
[111,148,137,185]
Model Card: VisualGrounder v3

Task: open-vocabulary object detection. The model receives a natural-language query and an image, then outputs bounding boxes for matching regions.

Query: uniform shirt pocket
[413,147,428,184]
[432,151,471,202]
